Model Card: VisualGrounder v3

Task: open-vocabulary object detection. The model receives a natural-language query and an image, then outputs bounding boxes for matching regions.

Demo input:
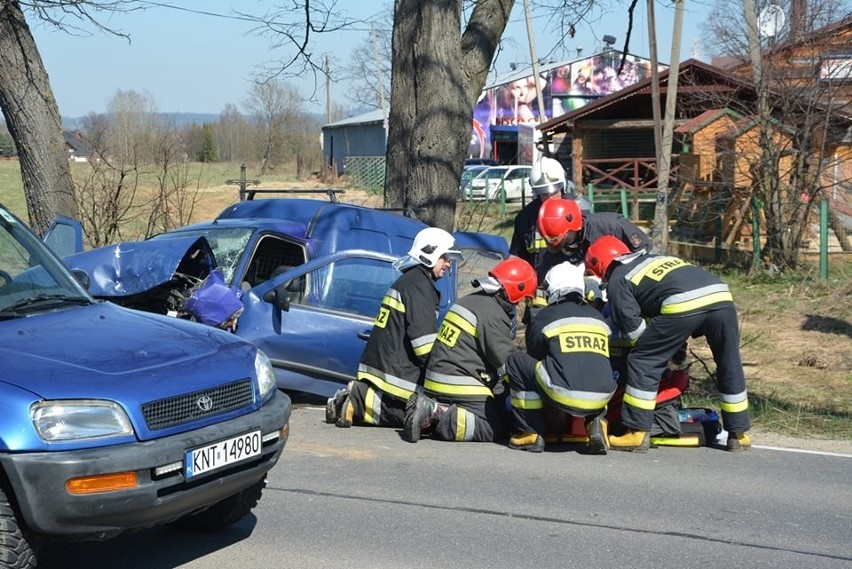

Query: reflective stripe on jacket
[357,265,439,399]
[424,291,516,402]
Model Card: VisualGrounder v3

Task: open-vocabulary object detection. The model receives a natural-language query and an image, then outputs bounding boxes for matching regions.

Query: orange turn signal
[66,472,138,495]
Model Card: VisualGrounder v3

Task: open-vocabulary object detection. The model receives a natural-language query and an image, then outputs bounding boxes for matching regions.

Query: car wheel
[0,486,39,569]
[170,476,266,532]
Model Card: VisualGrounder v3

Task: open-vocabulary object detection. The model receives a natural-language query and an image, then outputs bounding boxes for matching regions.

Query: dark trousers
[430,395,508,442]
[348,379,407,428]
[505,352,605,436]
[623,305,750,433]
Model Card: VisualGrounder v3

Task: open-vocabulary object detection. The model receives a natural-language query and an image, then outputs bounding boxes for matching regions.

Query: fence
[344,156,386,193]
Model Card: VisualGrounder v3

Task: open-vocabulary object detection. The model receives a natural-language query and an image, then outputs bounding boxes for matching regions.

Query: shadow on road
[38,514,257,568]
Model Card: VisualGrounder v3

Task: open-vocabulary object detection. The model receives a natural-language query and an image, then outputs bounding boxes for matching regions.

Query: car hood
[0,302,255,400]
[64,236,216,297]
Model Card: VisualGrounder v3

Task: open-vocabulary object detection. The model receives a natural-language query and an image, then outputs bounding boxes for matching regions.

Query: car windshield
[152,227,253,285]
[0,208,91,314]
[477,167,508,180]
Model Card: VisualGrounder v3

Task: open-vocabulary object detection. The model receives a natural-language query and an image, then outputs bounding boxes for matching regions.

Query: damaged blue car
[59,195,509,399]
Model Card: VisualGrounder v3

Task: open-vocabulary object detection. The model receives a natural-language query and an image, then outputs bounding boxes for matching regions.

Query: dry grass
[683,255,852,439]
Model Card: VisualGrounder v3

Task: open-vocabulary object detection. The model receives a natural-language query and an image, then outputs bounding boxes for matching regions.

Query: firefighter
[508,156,568,268]
[585,236,752,452]
[403,256,537,443]
[505,262,617,454]
[325,227,461,429]
[537,196,654,265]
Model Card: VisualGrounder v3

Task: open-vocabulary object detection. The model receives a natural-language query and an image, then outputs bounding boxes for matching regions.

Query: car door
[237,249,400,398]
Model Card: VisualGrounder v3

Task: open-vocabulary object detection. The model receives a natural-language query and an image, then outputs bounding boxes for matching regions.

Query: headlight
[255,350,277,401]
[31,400,133,442]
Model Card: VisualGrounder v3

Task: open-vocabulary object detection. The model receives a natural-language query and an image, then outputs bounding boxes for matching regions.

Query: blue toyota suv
[0,204,290,568]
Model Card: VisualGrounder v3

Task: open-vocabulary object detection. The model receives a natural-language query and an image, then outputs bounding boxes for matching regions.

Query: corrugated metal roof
[323,109,387,129]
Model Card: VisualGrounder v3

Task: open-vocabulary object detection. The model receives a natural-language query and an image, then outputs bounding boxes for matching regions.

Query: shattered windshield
[151,227,253,285]
[0,208,91,314]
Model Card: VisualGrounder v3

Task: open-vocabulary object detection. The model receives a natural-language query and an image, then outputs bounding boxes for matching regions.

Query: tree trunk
[385,0,513,230]
[0,1,76,234]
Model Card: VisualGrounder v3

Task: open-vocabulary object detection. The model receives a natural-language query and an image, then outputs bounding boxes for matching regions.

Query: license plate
[185,430,261,479]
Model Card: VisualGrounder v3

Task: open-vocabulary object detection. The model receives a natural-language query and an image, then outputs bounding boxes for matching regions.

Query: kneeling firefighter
[403,256,537,443]
[505,262,616,454]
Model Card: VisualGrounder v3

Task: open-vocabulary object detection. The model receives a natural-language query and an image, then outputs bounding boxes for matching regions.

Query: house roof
[322,109,387,129]
[726,15,852,75]
[62,131,89,155]
[674,108,743,134]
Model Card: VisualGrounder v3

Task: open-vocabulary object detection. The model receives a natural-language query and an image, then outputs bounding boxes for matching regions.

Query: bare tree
[0,0,144,234]
[243,79,306,175]
[700,0,852,268]
[0,0,75,233]
[339,7,393,112]
[106,89,159,166]
[216,103,249,163]
[75,90,201,245]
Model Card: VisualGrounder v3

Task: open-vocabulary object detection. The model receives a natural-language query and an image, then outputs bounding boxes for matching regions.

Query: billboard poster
[467,53,664,159]
[470,89,496,159]
[493,74,550,126]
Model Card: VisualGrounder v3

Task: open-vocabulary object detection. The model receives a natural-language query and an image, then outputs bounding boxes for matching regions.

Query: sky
[29,1,715,119]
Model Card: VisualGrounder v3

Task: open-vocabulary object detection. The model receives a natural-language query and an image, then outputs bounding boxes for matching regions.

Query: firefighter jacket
[424,291,516,402]
[357,265,440,400]
[564,211,654,263]
[509,198,547,267]
[525,296,616,411]
[606,253,735,342]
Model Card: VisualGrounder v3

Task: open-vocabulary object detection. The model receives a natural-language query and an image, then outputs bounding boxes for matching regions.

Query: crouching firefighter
[585,236,752,452]
[403,257,537,443]
[505,262,616,454]
[325,227,462,429]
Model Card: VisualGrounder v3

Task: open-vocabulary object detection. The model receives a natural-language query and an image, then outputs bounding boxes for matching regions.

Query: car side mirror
[71,269,90,290]
[263,287,290,312]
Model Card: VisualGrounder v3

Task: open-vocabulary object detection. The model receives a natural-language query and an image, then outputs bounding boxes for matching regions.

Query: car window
[0,210,89,312]
[152,227,253,285]
[286,257,400,319]
[243,235,306,289]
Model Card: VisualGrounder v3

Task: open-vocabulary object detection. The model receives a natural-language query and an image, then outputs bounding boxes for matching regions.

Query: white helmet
[545,262,585,304]
[407,227,462,268]
[529,157,566,197]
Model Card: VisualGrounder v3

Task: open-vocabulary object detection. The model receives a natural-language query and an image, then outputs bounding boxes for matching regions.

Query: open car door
[238,249,401,398]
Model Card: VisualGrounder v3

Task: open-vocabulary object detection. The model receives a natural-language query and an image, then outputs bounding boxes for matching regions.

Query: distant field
[0,159,26,218]
[0,159,314,227]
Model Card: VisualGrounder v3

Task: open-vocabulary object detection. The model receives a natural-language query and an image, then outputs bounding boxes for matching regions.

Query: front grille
[142,379,254,430]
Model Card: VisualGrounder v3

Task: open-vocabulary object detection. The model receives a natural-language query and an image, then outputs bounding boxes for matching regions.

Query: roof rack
[240,188,346,202]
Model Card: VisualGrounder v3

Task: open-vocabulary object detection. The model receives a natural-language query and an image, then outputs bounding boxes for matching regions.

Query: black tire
[0,486,38,569]
[171,476,266,532]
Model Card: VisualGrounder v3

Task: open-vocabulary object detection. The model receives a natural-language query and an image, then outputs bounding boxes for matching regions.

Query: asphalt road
[41,403,852,569]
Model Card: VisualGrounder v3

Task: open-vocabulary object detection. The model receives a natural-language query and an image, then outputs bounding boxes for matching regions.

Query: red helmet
[489,257,538,304]
[537,198,583,243]
[585,236,630,280]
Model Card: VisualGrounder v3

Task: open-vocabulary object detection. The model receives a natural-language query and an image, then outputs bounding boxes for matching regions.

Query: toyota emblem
[196,395,214,412]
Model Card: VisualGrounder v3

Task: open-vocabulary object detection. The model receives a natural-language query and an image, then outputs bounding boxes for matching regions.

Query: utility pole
[371,21,387,116]
[324,55,332,125]
[522,0,546,128]
[647,0,664,251]
[652,0,685,254]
